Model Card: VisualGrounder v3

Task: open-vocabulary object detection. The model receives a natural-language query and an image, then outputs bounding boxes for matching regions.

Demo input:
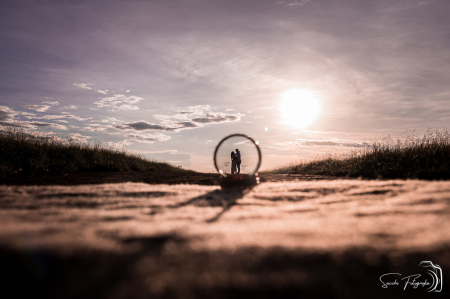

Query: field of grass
[268,129,450,180]
[0,127,187,178]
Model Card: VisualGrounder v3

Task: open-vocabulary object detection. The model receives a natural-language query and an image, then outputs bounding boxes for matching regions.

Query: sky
[1,0,450,172]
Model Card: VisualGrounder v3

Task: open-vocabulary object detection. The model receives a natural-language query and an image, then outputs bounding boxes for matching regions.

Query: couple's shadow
[169,188,251,223]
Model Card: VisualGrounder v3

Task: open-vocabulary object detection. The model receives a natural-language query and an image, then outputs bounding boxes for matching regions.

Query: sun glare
[279,89,319,128]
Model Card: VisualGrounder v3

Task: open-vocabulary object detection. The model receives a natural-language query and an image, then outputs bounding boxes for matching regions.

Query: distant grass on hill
[268,129,450,180]
[0,127,186,178]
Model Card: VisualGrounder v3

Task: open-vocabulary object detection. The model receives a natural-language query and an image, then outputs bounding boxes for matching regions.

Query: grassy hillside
[0,128,186,178]
[268,129,450,180]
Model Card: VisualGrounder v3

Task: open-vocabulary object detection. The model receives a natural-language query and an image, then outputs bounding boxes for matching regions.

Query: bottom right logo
[380,261,443,292]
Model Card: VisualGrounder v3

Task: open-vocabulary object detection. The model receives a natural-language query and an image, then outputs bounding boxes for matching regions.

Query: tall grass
[0,127,185,178]
[268,129,450,180]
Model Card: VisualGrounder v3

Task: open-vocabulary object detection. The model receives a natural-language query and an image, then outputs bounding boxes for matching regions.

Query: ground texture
[0,171,343,186]
[1,179,449,298]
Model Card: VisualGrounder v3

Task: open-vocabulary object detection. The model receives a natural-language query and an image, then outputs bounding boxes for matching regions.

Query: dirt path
[1,180,449,298]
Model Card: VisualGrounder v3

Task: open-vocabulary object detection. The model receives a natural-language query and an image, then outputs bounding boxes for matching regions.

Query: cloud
[278,0,311,7]
[0,107,74,131]
[105,140,133,149]
[124,132,171,143]
[115,121,196,132]
[24,105,51,112]
[116,106,242,133]
[27,122,68,130]
[25,114,91,122]
[82,124,114,132]
[260,144,297,151]
[62,105,78,110]
[100,117,122,124]
[97,90,108,94]
[116,122,174,131]
[69,133,90,143]
[73,83,93,90]
[93,94,144,111]
[234,140,252,146]
[0,107,59,130]
[42,114,91,121]
[0,105,16,121]
[42,101,60,106]
[152,105,243,128]
[191,112,239,123]
[144,150,179,154]
[295,139,369,148]
[0,122,23,128]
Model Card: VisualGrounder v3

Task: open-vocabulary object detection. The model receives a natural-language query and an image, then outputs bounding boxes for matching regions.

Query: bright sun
[280,89,319,128]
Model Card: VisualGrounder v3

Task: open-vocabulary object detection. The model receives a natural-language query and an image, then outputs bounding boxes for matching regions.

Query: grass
[0,127,187,178]
[268,129,450,180]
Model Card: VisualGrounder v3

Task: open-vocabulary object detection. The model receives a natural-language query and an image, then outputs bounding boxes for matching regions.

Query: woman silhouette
[231,151,237,174]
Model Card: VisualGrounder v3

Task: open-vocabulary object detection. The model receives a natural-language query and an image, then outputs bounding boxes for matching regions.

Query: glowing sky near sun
[1,0,450,172]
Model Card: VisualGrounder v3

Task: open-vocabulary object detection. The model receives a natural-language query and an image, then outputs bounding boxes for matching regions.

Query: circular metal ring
[213,133,262,177]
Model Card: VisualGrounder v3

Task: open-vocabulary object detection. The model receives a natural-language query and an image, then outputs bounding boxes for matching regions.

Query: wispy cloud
[295,139,369,148]
[24,105,51,112]
[27,122,68,130]
[100,117,122,124]
[0,105,89,132]
[144,150,179,154]
[25,114,91,122]
[278,0,311,7]
[62,105,78,110]
[260,144,297,151]
[79,123,116,132]
[0,105,16,122]
[93,94,144,111]
[124,132,171,143]
[97,90,108,95]
[116,105,243,133]
[190,112,240,123]
[115,121,194,132]
[156,105,243,125]
[73,83,93,90]
[42,101,60,106]
[0,106,37,128]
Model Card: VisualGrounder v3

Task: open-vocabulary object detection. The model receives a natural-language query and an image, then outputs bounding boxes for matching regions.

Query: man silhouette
[235,148,241,174]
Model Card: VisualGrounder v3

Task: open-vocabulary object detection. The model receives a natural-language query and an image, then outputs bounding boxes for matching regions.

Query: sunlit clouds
[73,83,93,90]
[125,132,171,144]
[24,105,51,112]
[117,105,243,132]
[93,94,144,111]
[42,101,60,106]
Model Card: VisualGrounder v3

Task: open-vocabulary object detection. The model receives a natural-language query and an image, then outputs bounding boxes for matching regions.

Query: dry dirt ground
[1,176,450,298]
[0,171,343,186]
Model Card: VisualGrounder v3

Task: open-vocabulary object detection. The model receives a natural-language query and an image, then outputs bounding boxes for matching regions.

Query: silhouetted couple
[231,148,241,174]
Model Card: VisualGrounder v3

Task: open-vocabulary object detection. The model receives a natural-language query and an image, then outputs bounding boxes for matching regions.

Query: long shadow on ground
[169,188,248,223]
